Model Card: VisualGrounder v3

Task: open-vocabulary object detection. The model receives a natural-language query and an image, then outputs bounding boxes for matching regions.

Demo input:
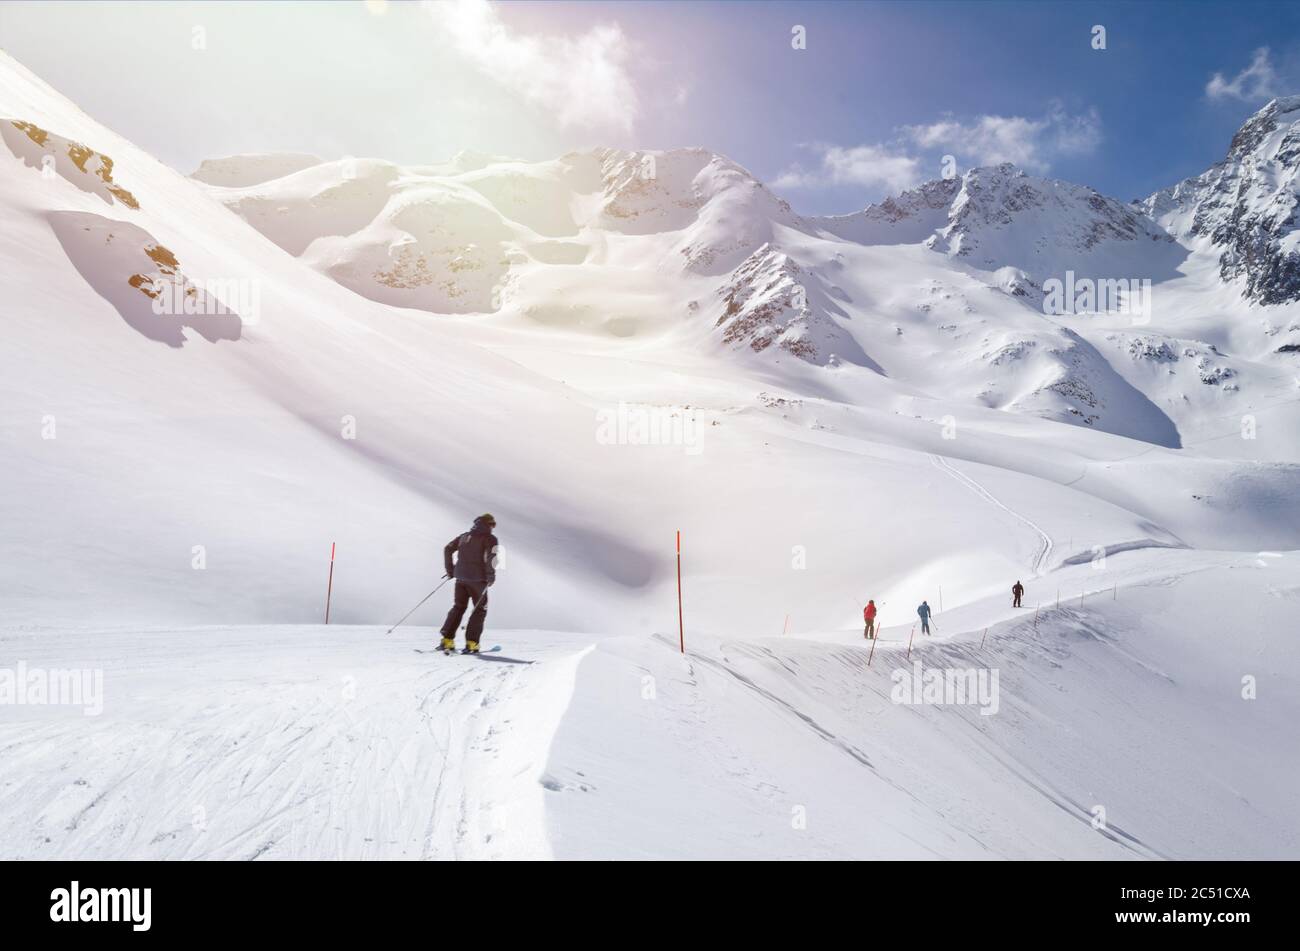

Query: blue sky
[3,0,1299,213]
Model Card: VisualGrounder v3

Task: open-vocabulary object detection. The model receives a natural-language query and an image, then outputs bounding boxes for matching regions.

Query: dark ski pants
[1013,593,1022,607]
[440,581,489,642]
[864,619,875,639]
[921,618,930,635]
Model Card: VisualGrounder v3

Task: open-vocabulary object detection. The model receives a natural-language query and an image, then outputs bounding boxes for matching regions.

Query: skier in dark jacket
[1012,580,1025,607]
[439,513,499,654]
[917,600,932,635]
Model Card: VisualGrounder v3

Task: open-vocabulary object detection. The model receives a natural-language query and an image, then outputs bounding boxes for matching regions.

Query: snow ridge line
[929,453,1053,575]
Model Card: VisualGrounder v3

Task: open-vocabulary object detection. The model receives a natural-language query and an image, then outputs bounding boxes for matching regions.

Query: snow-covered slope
[194,128,1300,449]
[2,48,1299,859]
[546,549,1300,860]
[5,548,1295,860]
[191,153,321,188]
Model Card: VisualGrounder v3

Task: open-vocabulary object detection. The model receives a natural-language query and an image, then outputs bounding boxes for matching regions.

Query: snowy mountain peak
[1226,94,1300,160]
[890,164,1175,303]
[818,163,1168,292]
[870,176,962,223]
[591,146,800,273]
[594,147,715,229]
[941,163,1163,255]
[711,242,855,363]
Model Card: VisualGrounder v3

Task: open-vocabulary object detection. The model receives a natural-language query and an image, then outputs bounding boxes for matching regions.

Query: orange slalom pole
[676,530,684,654]
[906,623,916,659]
[867,631,878,666]
[324,541,336,624]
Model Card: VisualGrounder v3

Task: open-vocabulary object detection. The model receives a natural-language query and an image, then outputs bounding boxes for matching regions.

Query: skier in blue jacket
[917,600,932,635]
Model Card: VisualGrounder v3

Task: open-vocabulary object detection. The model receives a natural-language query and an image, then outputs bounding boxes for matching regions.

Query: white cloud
[425,0,638,133]
[903,104,1101,174]
[1048,105,1105,156]
[1207,48,1281,102]
[776,104,1102,197]
[773,144,922,193]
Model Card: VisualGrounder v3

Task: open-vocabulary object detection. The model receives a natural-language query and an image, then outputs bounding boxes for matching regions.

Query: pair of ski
[414,645,502,655]
[413,644,534,665]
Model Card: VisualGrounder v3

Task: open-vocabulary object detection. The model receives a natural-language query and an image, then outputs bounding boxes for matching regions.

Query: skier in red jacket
[863,599,878,639]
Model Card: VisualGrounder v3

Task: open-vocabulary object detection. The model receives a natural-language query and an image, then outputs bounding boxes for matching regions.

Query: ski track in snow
[5,557,1299,860]
[930,453,1054,575]
[0,630,580,861]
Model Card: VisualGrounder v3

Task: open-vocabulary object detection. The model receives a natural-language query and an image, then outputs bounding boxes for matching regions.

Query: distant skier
[863,599,878,639]
[917,600,932,636]
[438,513,499,654]
[1012,580,1025,607]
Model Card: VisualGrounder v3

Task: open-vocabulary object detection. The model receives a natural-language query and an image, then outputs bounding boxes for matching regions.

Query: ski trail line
[930,453,1053,575]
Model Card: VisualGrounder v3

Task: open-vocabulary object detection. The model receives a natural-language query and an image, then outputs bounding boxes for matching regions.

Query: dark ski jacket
[917,602,931,620]
[445,517,499,585]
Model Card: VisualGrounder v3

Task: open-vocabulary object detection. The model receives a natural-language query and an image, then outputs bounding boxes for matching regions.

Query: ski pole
[386,576,452,635]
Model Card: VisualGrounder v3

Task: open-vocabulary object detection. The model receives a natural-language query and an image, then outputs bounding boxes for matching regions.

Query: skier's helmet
[478,512,497,528]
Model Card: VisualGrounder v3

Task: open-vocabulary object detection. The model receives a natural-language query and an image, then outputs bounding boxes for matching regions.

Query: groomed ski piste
[4,549,1298,860]
[2,50,1299,860]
